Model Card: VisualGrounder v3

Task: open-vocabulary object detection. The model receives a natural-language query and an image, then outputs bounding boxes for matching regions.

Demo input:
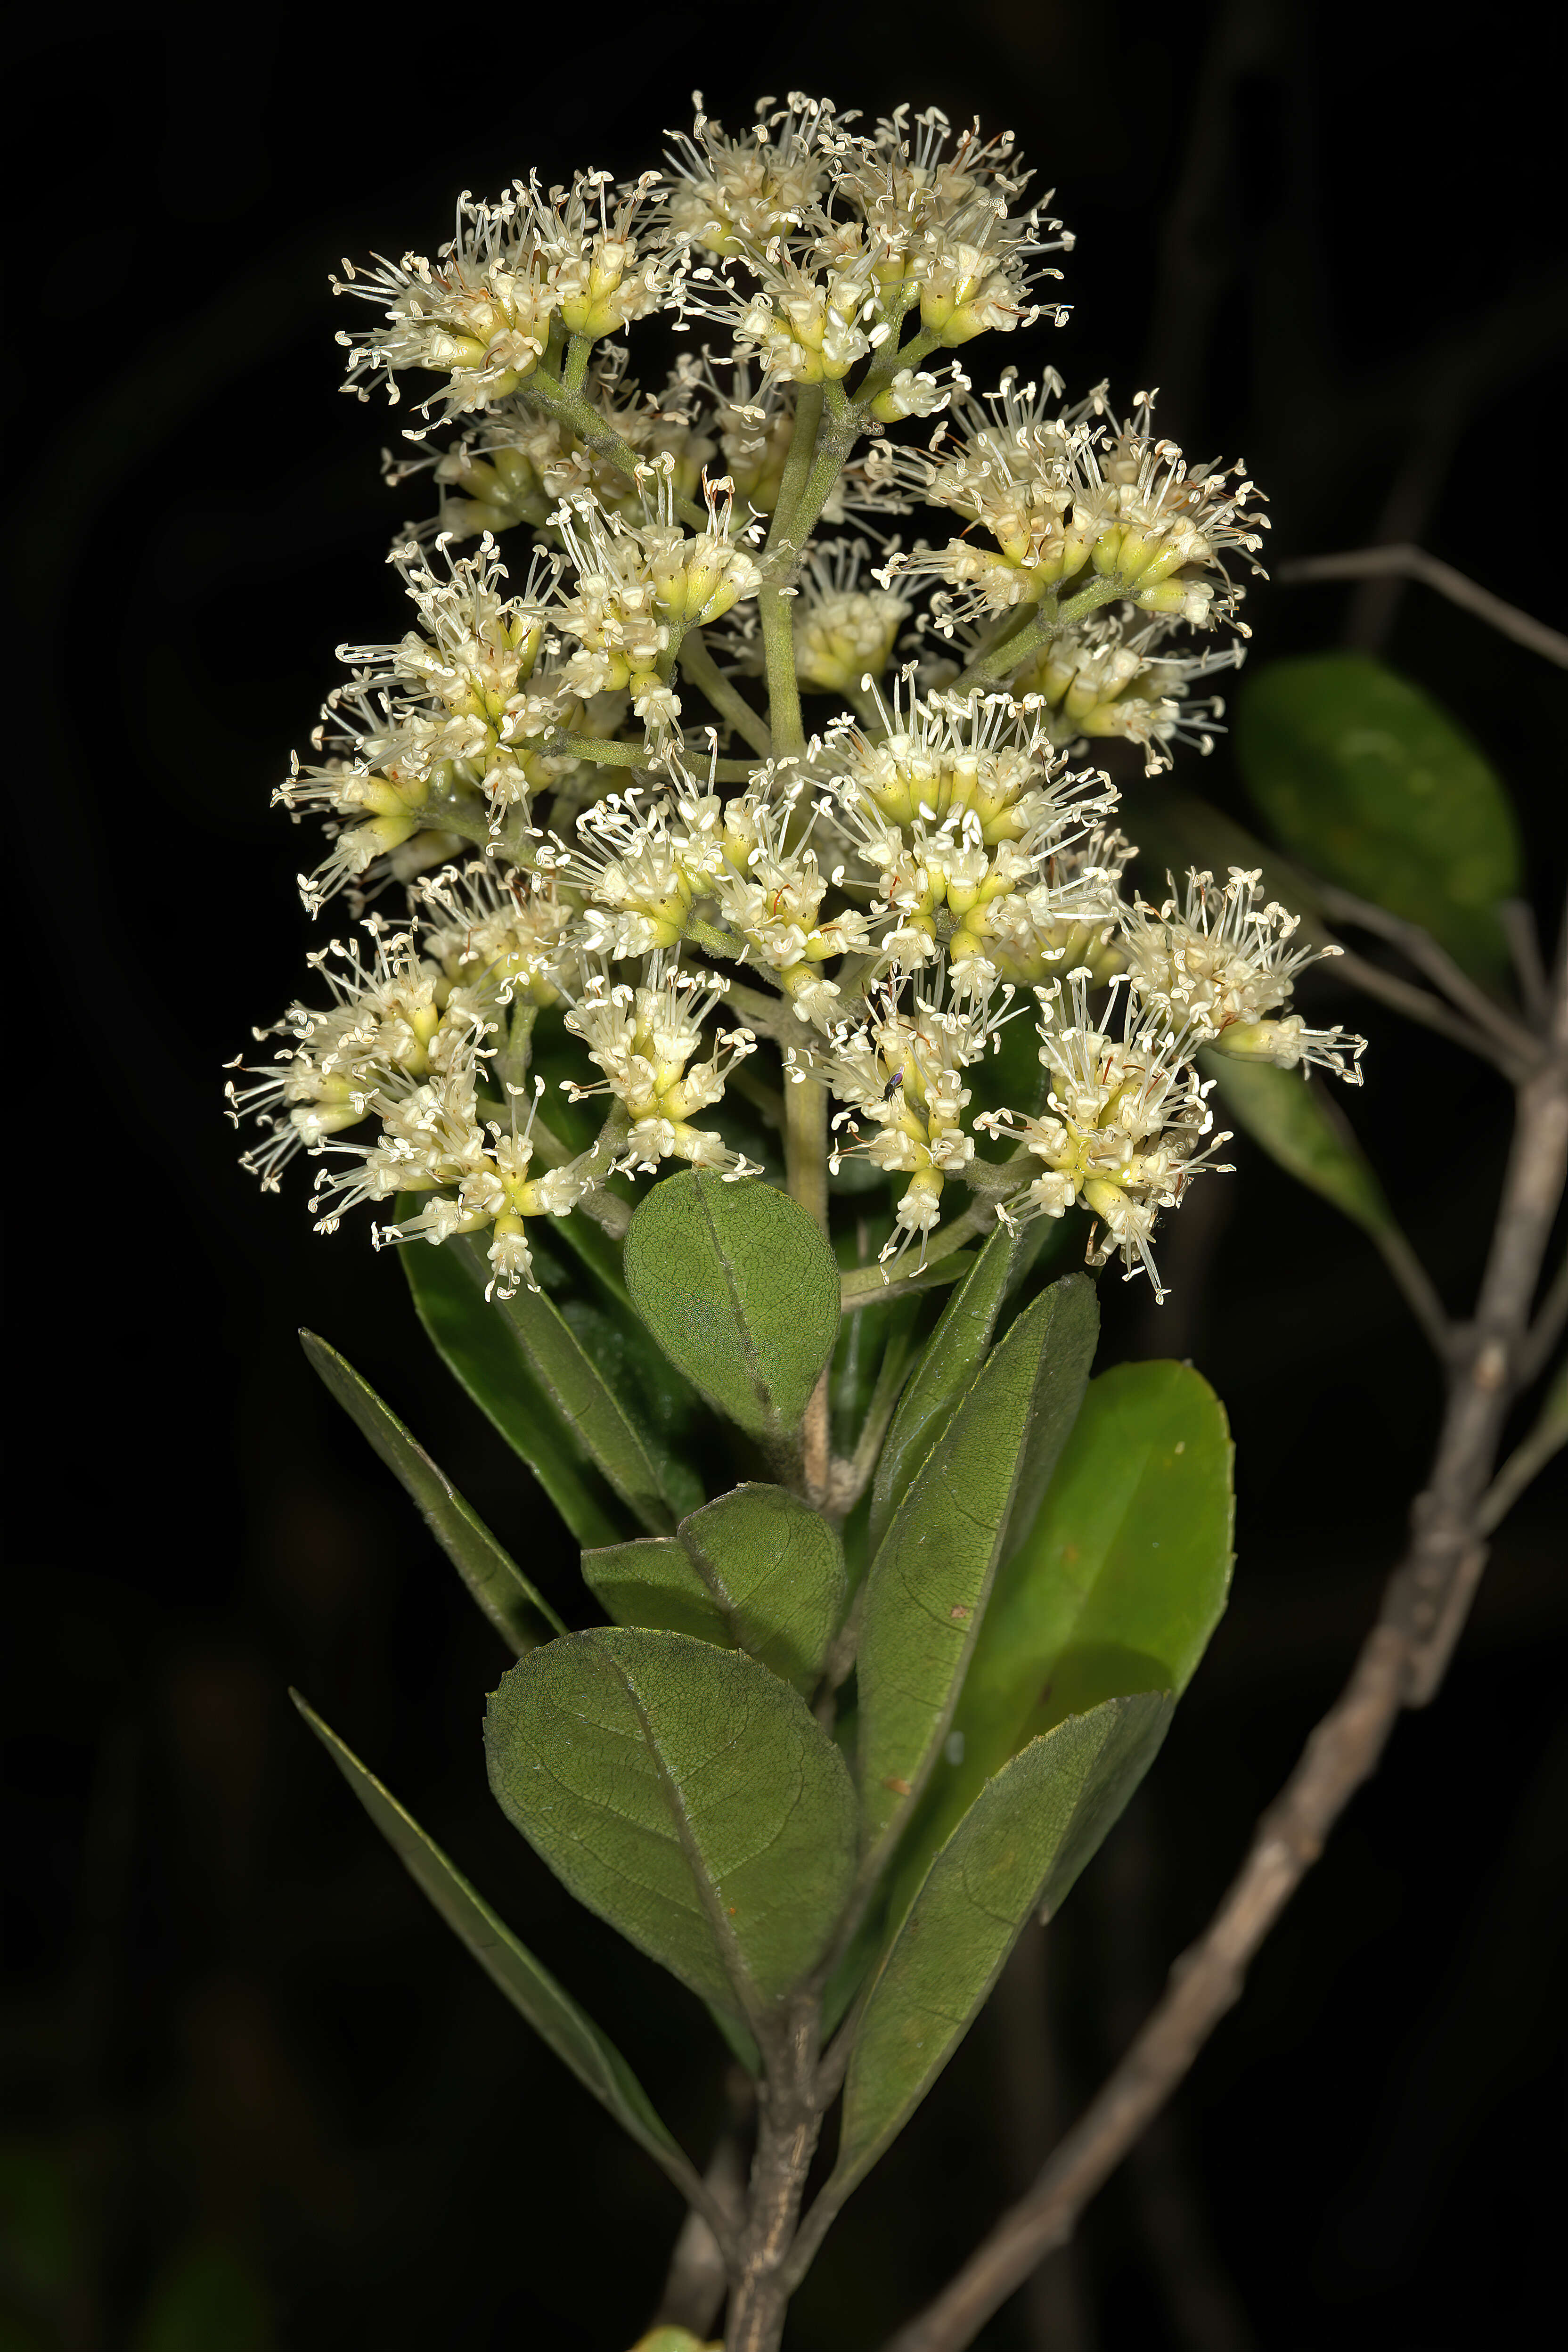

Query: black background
[9,4,1567,2347]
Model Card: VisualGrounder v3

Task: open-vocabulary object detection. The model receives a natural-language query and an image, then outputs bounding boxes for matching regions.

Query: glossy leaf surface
[1205,1056,1398,1242]
[856,1276,1099,1854]
[911,1361,1231,1885]
[302,1332,565,1651]
[293,1694,698,2196]
[486,1628,856,2019]
[1235,653,1521,978]
[833,1694,1172,2201]
[401,1227,622,1552]
[623,1174,841,1445]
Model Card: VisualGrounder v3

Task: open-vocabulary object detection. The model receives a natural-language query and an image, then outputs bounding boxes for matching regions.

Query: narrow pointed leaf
[291,1693,701,2199]
[558,1297,705,1521]
[486,1628,857,2020]
[833,1694,1172,2202]
[869,1218,1052,1553]
[302,1331,565,1651]
[903,1361,1231,1910]
[476,1241,675,1533]
[856,1275,1099,1855]
[1204,1054,1400,1242]
[1235,653,1521,980]
[401,1229,623,1552]
[623,1173,841,1446]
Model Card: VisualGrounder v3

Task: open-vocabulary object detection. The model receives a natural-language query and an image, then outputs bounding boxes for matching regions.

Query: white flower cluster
[236,96,1359,1302]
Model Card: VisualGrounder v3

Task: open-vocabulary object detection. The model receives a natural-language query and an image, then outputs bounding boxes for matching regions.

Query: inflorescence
[232,95,1363,1302]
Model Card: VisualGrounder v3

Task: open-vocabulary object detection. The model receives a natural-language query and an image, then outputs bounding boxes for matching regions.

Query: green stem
[951,576,1128,694]
[758,386,825,755]
[851,321,939,417]
[527,368,708,530]
[679,630,774,758]
[562,333,591,392]
[782,1073,830,1239]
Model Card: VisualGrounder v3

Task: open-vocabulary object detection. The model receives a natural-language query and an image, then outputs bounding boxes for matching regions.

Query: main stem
[726,2001,826,2352]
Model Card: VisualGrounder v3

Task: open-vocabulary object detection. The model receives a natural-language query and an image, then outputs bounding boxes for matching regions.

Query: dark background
[8,4,1566,2347]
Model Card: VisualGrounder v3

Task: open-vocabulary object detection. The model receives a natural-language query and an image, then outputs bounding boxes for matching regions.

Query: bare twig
[1316,883,1539,1071]
[1277,546,1568,668]
[882,899,1568,2352]
[655,2070,755,2335]
[1336,946,1518,1073]
[1476,1363,1568,1535]
[1502,900,1552,1032]
[1519,1254,1568,1388]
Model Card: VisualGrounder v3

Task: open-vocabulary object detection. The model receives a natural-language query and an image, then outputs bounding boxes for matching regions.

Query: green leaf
[908,1361,1232,1895]
[1235,653,1522,979]
[293,1693,699,2197]
[623,1173,841,1448]
[869,1217,1051,1554]
[301,1332,565,1652]
[582,1536,733,1647]
[1203,1054,1399,1243]
[677,1485,848,1689]
[832,1694,1172,2203]
[479,1242,676,1533]
[856,1275,1099,1855]
[400,1226,623,1552]
[583,1490,847,1690]
[486,1628,857,2020]
[558,1298,706,1522]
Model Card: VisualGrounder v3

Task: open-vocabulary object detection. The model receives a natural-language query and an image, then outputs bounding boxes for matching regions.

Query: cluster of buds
[237,95,1359,1303]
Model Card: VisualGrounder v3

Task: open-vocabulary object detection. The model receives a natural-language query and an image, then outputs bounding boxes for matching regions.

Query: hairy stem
[680,629,775,757]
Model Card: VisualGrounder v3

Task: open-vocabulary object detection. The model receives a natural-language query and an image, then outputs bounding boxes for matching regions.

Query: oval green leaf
[1235,653,1521,979]
[676,1484,848,1690]
[291,1693,702,2203]
[485,1628,857,2020]
[301,1331,566,1652]
[856,1274,1099,1858]
[832,1693,1172,2204]
[623,1173,841,1446]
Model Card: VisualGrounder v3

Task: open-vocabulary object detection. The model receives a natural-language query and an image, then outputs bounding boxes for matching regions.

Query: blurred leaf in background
[1235,654,1522,981]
